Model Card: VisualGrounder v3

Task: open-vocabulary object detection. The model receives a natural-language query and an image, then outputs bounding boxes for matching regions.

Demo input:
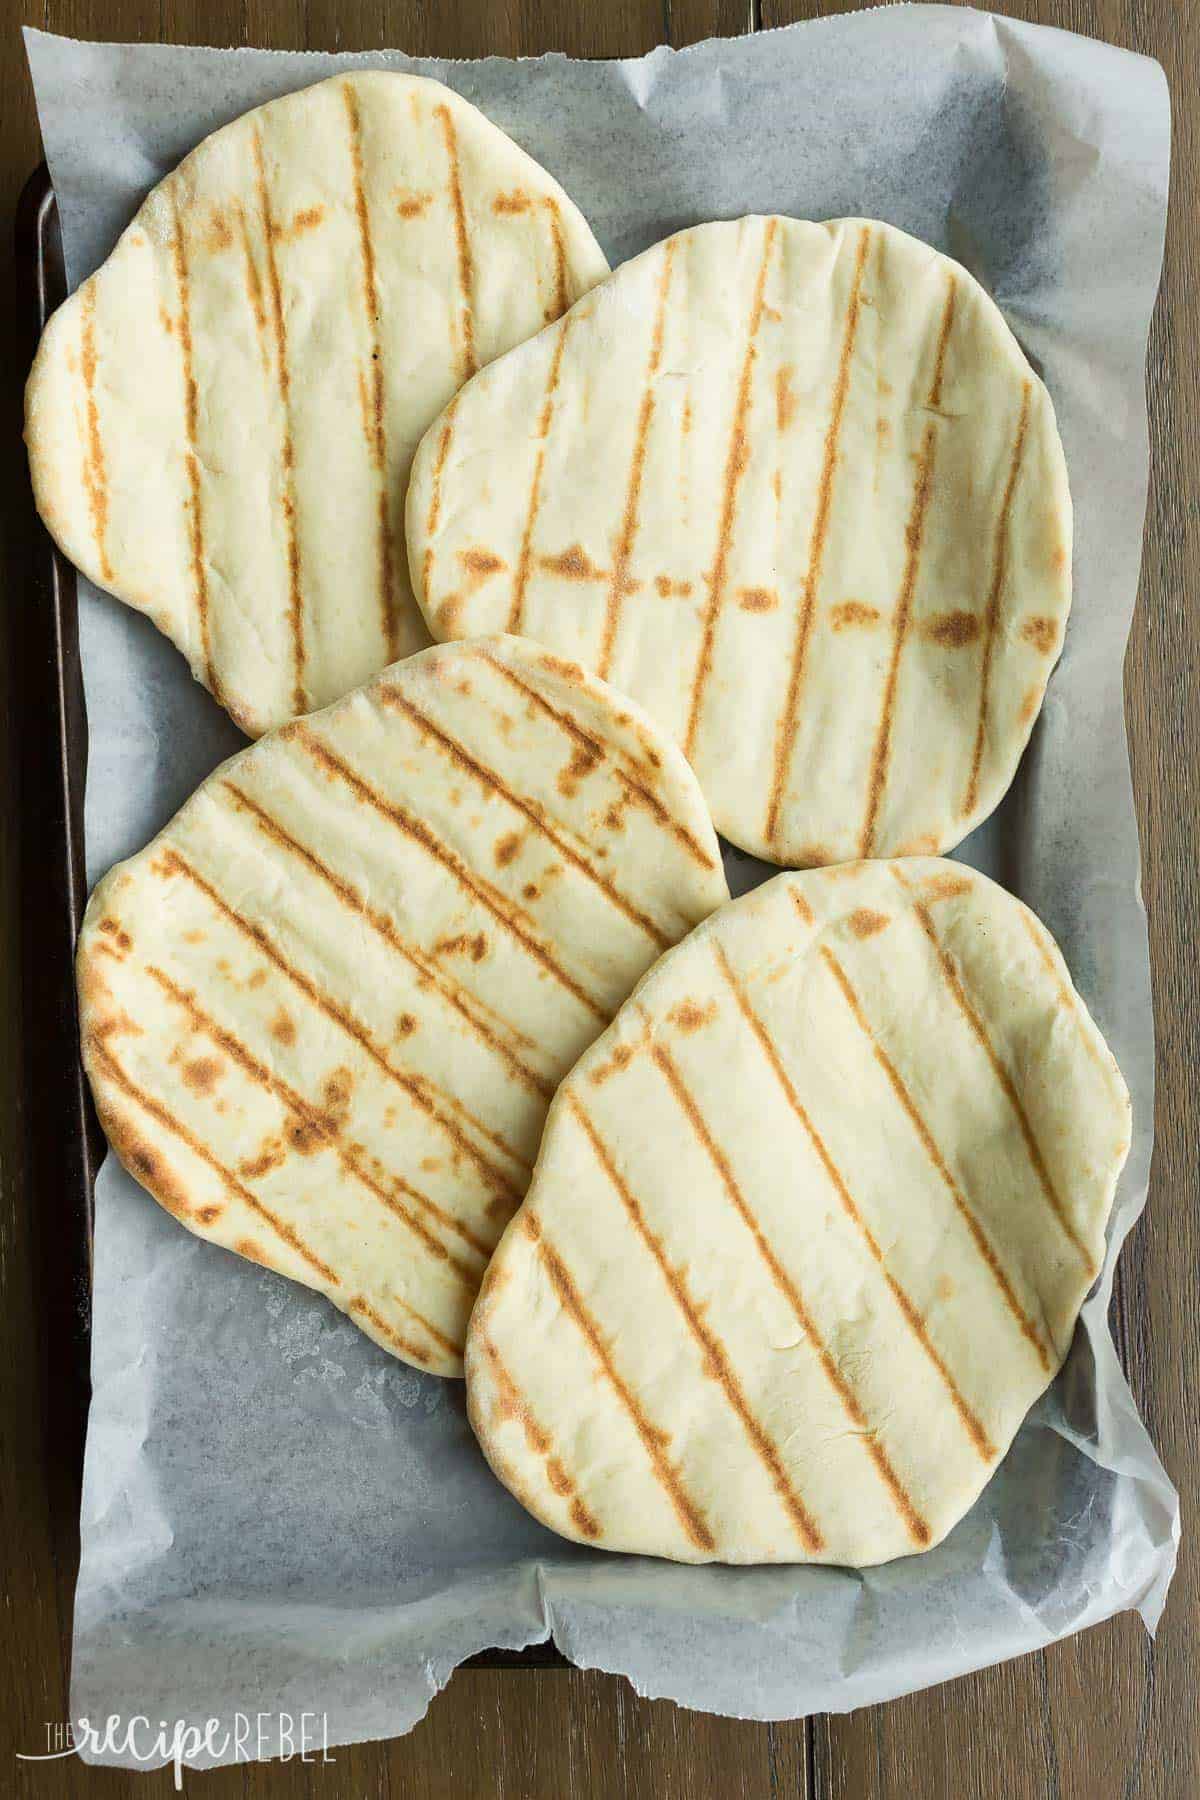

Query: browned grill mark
[819,943,1053,1372]
[146,963,488,1275]
[79,287,113,582]
[589,1041,637,1085]
[163,837,535,1197]
[543,197,569,320]
[349,1295,437,1368]
[963,382,1033,817]
[712,944,997,1460]
[598,240,677,680]
[382,689,673,950]
[226,777,546,1097]
[890,870,1096,1270]
[765,225,872,845]
[419,397,459,611]
[859,420,939,856]
[481,653,717,872]
[569,1091,825,1552]
[667,998,718,1033]
[649,1037,931,1544]
[507,320,574,633]
[89,1034,339,1285]
[789,886,816,928]
[435,101,477,378]
[293,727,609,1021]
[847,908,890,939]
[251,128,306,713]
[775,365,796,433]
[830,600,881,631]
[169,198,221,706]
[233,203,269,373]
[1020,614,1060,655]
[530,1214,716,1553]
[391,1292,463,1358]
[460,547,507,581]
[925,609,981,648]
[342,85,400,662]
[395,190,433,220]
[480,1332,602,1537]
[684,219,780,759]
[540,544,605,581]
[1015,907,1121,1087]
[928,273,958,410]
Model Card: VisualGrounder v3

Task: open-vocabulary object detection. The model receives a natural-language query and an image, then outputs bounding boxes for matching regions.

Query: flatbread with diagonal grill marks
[26,73,608,736]
[466,860,1129,1563]
[76,637,728,1375]
[408,216,1072,867]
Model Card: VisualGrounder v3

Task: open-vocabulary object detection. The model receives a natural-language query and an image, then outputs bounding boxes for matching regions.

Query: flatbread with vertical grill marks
[408,216,1072,867]
[76,636,728,1375]
[466,860,1129,1563]
[25,73,609,736]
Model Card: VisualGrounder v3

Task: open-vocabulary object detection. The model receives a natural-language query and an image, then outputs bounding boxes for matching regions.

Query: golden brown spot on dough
[436,593,465,637]
[206,209,234,252]
[797,844,835,868]
[436,932,488,964]
[894,832,942,856]
[1019,685,1042,726]
[460,547,507,581]
[182,1056,224,1095]
[247,968,268,991]
[79,286,113,584]
[1021,615,1060,654]
[269,1008,296,1047]
[236,1238,271,1267]
[495,832,522,867]
[655,575,693,599]
[924,873,973,901]
[420,1156,442,1174]
[830,600,881,631]
[396,1013,418,1039]
[197,1204,223,1225]
[775,365,797,432]
[1051,545,1068,573]
[539,543,606,581]
[158,304,175,337]
[238,1139,287,1181]
[847,908,890,940]
[935,1272,956,1302]
[737,586,778,614]
[668,998,718,1033]
[588,1043,635,1086]
[492,189,531,214]
[557,743,601,797]
[182,928,206,945]
[395,190,433,219]
[522,882,540,902]
[925,609,981,648]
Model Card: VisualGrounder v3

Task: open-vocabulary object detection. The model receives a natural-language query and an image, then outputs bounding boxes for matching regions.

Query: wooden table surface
[1,2,1195,1795]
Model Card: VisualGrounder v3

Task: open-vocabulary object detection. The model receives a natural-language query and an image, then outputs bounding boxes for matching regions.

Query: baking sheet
[24,6,1176,1770]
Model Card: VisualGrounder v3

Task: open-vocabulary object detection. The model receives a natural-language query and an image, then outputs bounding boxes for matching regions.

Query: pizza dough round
[76,637,728,1375]
[466,860,1129,1563]
[26,73,609,736]
[408,216,1072,867]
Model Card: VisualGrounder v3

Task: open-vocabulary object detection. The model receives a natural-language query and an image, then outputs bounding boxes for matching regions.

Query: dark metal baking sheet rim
[16,160,564,1674]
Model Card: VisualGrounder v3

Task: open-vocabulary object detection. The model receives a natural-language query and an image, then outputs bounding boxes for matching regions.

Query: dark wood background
[1,2,1195,1794]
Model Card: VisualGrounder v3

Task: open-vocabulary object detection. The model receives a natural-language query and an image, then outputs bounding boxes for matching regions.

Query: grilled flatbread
[26,74,609,737]
[76,637,728,1375]
[408,216,1072,867]
[466,860,1129,1563]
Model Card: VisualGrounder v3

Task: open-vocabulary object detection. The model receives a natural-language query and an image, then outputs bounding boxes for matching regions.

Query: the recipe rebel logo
[17,1712,336,1787]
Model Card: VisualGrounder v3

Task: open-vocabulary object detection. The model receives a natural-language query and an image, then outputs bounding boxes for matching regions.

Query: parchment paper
[24,7,1177,1771]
